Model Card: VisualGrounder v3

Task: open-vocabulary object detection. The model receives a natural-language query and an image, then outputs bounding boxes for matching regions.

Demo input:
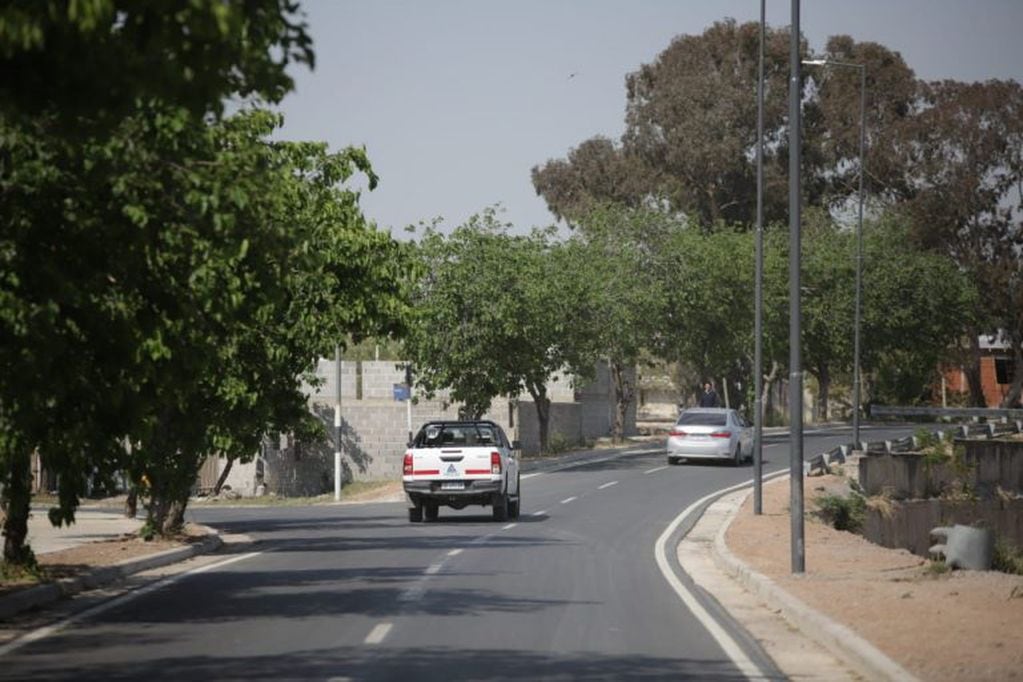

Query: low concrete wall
[864,498,1023,557]
[859,439,1023,499]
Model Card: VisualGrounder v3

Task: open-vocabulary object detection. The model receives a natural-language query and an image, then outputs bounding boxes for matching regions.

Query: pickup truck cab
[402,420,521,522]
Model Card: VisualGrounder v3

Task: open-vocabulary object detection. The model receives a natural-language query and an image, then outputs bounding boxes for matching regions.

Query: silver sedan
[666,408,752,466]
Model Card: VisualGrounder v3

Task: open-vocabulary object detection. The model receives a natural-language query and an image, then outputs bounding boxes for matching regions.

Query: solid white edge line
[560,496,577,504]
[364,622,393,645]
[0,550,262,658]
[598,481,618,490]
[654,478,765,681]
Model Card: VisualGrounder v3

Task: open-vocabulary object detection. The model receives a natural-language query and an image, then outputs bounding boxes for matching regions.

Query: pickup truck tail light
[490,451,501,475]
[403,451,413,475]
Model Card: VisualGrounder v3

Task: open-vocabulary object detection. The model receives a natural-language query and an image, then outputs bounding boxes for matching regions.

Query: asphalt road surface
[0,424,917,681]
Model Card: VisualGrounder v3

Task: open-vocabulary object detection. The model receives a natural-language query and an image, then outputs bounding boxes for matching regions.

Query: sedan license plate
[441,481,465,491]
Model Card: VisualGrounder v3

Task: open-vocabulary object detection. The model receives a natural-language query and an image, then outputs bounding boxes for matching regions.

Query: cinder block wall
[216,360,630,493]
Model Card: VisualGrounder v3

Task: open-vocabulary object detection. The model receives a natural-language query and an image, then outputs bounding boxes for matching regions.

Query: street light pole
[801,58,867,449]
[788,0,805,574]
[753,0,766,515]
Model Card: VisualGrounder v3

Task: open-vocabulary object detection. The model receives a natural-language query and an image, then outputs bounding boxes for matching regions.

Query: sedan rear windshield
[415,424,502,448]
[676,412,727,426]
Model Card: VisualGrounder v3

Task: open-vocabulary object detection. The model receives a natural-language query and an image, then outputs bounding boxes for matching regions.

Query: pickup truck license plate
[441,481,465,491]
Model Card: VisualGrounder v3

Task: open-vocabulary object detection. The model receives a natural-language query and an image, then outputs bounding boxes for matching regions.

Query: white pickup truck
[402,420,521,522]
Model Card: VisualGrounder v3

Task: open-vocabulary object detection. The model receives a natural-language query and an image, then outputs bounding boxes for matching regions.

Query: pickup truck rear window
[416,424,503,448]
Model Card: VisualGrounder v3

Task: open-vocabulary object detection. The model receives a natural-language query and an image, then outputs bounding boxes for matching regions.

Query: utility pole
[334,345,342,502]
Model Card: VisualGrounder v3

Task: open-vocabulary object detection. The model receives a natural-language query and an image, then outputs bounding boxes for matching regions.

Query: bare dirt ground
[726,472,1023,681]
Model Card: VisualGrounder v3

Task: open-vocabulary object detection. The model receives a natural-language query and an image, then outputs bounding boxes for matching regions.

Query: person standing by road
[699,381,720,407]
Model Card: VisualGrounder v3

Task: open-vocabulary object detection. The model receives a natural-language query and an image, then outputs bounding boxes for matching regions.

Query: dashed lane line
[598,481,619,490]
[560,496,577,504]
[364,622,393,645]
[645,466,668,474]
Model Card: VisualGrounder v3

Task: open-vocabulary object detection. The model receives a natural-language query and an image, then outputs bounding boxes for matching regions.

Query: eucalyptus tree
[404,209,572,453]
[896,79,1023,406]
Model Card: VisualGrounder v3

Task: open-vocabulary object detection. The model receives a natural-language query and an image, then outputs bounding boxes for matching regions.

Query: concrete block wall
[210,359,631,493]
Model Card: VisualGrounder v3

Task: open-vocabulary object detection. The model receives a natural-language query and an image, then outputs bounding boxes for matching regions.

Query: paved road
[0,424,916,681]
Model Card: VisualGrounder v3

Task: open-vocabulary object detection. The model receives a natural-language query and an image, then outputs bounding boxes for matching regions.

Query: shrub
[993,540,1023,576]
[815,492,867,533]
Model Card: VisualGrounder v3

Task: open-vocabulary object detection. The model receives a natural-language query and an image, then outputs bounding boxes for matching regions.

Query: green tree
[404,209,572,453]
[1,0,316,570]
[0,0,312,125]
[558,206,671,441]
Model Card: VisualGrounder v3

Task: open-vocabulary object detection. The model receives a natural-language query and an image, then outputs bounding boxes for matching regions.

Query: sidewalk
[26,505,143,554]
[1,506,220,620]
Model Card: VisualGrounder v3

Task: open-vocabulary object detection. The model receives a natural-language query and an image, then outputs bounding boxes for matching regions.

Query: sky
[274,0,1023,236]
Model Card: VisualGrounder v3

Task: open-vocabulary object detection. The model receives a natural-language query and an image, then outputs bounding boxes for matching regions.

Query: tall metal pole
[753,0,766,515]
[788,0,805,574]
[334,344,342,502]
[853,64,866,449]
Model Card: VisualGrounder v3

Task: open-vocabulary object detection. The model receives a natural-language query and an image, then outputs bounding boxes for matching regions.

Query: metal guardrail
[870,405,1023,420]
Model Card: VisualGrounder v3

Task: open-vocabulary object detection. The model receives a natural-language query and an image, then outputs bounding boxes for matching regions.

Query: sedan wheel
[732,444,743,467]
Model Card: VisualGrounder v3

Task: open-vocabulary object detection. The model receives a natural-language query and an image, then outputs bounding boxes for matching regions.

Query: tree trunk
[124,488,138,519]
[1000,332,1023,408]
[213,458,234,496]
[817,363,831,422]
[526,384,552,454]
[965,332,986,407]
[2,448,34,565]
[761,361,781,423]
[610,359,635,443]
[160,498,188,536]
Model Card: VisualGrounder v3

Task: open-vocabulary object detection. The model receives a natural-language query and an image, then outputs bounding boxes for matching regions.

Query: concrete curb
[710,482,920,682]
[0,525,222,621]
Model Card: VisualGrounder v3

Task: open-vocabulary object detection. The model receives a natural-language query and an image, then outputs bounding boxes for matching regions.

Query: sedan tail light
[710,431,732,439]
[669,429,687,437]
[490,451,502,475]
[403,451,413,475]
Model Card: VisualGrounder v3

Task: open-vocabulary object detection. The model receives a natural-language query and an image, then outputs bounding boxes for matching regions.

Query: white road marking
[424,563,443,575]
[0,550,262,658]
[645,466,668,474]
[364,622,392,645]
[502,523,517,530]
[521,472,543,479]
[560,496,577,504]
[533,510,548,516]
[447,548,463,557]
[654,475,786,681]
[598,481,618,490]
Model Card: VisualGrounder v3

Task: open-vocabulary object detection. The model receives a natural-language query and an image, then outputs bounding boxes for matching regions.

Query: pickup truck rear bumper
[403,479,502,507]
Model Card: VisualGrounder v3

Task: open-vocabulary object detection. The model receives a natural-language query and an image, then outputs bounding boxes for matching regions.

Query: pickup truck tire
[492,492,509,522]
[508,475,521,518]
[424,502,439,522]
[408,505,423,523]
